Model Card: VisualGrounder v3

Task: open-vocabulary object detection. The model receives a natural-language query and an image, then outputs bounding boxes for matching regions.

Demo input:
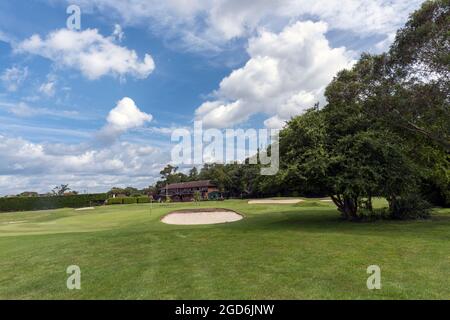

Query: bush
[122,197,137,205]
[106,198,123,205]
[0,194,108,212]
[137,196,150,204]
[388,194,432,220]
[208,192,221,200]
[420,179,450,208]
[107,197,143,205]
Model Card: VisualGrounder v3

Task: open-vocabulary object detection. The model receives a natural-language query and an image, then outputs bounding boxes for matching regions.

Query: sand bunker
[2,220,27,225]
[161,209,243,225]
[248,199,303,204]
[75,207,95,211]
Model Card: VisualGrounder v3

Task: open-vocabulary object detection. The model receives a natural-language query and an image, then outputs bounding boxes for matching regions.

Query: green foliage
[364,0,450,150]
[156,165,191,190]
[52,184,72,196]
[107,187,142,197]
[208,191,221,201]
[193,191,201,202]
[189,167,199,180]
[0,194,108,212]
[122,197,138,205]
[388,194,432,220]
[107,197,147,205]
[106,198,123,205]
[137,196,150,204]
[17,192,39,197]
[278,108,329,197]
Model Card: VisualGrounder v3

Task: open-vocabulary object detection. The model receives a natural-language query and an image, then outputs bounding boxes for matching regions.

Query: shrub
[193,191,201,202]
[208,192,221,200]
[122,197,137,205]
[137,196,150,204]
[388,194,432,220]
[106,198,123,205]
[420,178,450,208]
[0,194,108,212]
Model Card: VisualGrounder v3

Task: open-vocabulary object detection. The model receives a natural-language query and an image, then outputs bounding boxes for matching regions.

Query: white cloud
[112,24,124,42]
[0,101,80,119]
[16,28,155,80]
[0,97,163,195]
[97,97,153,142]
[142,125,190,136]
[39,81,56,97]
[1,66,28,92]
[195,21,354,128]
[60,0,422,52]
[0,135,167,195]
[0,30,12,43]
[374,32,397,53]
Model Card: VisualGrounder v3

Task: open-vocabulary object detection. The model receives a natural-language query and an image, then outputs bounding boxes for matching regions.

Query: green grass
[0,199,449,299]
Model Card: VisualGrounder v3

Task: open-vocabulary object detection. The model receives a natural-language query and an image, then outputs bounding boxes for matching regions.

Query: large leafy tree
[279,108,329,198]
[156,165,189,189]
[362,0,450,149]
[278,100,416,220]
[199,163,232,194]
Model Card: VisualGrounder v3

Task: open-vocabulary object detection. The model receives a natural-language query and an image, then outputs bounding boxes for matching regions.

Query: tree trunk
[331,195,359,220]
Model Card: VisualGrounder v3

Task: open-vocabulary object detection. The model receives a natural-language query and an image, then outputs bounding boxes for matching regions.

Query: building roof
[162,180,216,190]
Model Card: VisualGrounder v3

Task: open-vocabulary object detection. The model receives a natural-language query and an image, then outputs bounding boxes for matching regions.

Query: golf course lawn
[0,199,449,299]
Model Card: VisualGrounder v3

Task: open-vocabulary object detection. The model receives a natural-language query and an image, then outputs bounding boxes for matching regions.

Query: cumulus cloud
[16,28,155,80]
[0,97,162,195]
[1,66,28,92]
[97,97,153,142]
[0,135,158,176]
[195,21,354,128]
[59,0,422,51]
[0,135,167,195]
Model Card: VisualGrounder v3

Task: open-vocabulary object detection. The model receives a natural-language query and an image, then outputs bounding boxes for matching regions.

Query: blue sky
[0,0,423,195]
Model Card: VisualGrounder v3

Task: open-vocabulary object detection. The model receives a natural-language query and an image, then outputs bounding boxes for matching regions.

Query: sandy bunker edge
[161,208,244,225]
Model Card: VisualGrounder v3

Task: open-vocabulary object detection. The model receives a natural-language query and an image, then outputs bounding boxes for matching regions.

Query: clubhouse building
[159,180,221,202]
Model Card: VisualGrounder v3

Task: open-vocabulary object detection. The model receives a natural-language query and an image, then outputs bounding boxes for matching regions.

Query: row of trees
[12,184,78,198]
[153,0,449,220]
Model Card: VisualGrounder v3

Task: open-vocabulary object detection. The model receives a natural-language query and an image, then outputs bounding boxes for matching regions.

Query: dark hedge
[0,194,108,212]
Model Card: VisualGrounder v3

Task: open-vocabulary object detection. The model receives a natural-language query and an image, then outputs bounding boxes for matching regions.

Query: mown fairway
[0,199,449,299]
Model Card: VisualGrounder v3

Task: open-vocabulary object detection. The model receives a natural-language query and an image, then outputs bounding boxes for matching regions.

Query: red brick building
[159,180,221,202]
